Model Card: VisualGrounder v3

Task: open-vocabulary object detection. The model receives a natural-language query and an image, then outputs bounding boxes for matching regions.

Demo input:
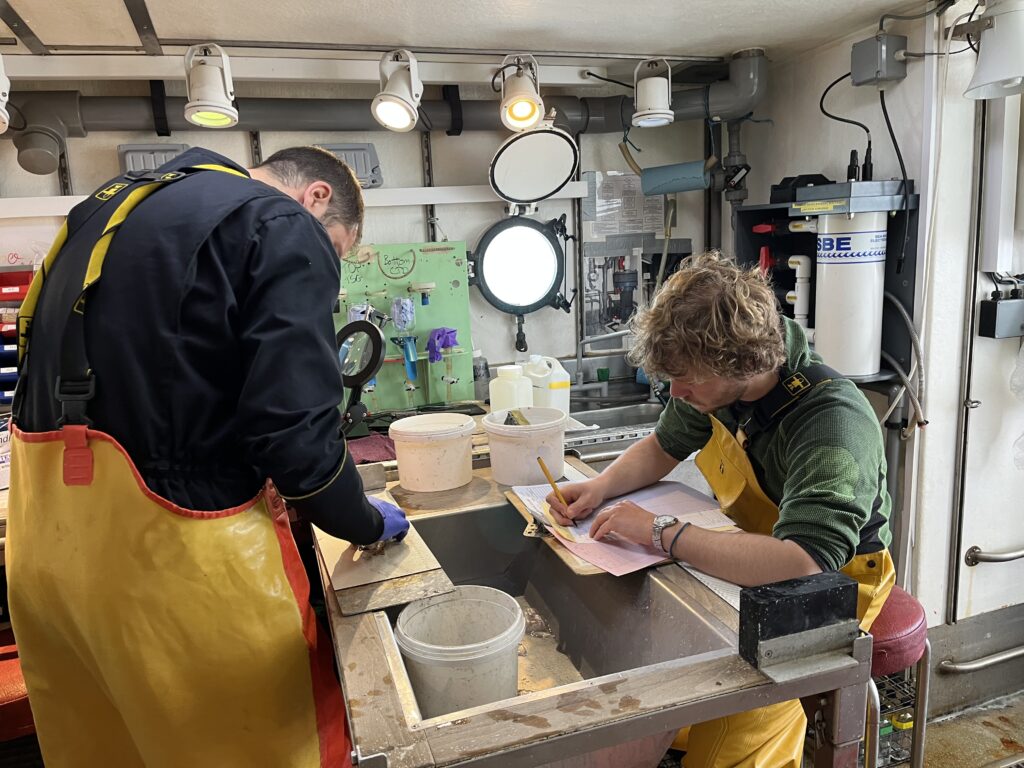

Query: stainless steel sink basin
[412,504,734,683]
[569,402,665,430]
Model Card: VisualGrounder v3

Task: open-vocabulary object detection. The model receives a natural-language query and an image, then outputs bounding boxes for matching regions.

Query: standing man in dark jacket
[8,145,406,767]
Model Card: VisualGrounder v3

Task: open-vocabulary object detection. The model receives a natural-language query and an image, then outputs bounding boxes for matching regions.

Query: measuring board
[336,242,475,412]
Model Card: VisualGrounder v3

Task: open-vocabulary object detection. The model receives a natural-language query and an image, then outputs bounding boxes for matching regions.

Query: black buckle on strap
[54,375,95,426]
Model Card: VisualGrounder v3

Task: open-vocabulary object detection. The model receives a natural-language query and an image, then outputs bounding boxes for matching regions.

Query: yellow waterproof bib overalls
[7,166,349,767]
[677,369,895,768]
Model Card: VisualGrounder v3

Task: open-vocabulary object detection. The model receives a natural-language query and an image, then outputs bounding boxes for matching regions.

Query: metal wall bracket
[946,16,993,41]
[965,545,1024,566]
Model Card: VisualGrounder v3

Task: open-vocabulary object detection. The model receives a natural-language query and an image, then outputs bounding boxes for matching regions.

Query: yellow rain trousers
[672,415,895,767]
[7,424,349,767]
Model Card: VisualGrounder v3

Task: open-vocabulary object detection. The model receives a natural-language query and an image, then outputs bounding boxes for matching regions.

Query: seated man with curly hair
[547,251,894,767]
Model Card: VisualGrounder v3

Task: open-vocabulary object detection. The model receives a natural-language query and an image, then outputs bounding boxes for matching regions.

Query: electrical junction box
[851,33,908,86]
[321,143,383,189]
[978,297,1024,338]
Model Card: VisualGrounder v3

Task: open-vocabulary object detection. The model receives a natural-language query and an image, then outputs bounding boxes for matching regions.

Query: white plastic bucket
[482,406,567,486]
[395,585,525,719]
[389,413,476,493]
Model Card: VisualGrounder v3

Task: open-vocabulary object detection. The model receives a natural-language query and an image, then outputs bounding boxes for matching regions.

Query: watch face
[654,515,677,527]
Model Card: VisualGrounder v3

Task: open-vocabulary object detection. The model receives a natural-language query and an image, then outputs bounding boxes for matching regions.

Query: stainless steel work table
[317,459,872,768]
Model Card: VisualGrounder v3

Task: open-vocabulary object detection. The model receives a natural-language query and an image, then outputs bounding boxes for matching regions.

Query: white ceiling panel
[9,0,140,48]
[148,0,920,61]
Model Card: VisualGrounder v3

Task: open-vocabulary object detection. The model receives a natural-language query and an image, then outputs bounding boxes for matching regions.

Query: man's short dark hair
[256,146,364,241]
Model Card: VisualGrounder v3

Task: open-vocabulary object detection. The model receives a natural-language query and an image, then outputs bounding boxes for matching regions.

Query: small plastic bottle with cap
[489,365,533,411]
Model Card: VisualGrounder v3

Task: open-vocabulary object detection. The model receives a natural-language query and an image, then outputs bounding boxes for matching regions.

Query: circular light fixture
[372,50,423,132]
[499,55,544,132]
[964,0,1024,99]
[489,122,580,205]
[184,44,238,128]
[473,216,565,315]
[632,58,674,128]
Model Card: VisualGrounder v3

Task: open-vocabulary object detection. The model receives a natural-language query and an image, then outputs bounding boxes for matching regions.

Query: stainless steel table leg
[808,683,868,768]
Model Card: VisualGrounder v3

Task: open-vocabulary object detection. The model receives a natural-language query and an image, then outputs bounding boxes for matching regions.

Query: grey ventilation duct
[3,49,766,175]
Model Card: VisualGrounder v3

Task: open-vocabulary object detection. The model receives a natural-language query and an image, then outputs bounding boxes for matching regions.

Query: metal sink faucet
[575,329,632,386]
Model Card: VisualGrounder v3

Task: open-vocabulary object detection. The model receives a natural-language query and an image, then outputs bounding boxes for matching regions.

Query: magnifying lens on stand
[336,320,386,435]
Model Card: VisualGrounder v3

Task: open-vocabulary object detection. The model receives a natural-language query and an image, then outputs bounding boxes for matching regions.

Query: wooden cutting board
[314,488,454,616]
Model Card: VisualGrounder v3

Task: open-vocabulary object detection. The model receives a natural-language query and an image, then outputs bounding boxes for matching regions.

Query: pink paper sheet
[548,527,667,577]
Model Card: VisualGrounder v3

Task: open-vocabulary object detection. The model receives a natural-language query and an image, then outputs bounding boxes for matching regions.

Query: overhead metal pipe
[4,50,767,174]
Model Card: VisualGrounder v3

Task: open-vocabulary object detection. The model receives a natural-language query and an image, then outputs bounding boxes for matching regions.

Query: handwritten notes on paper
[509,481,733,576]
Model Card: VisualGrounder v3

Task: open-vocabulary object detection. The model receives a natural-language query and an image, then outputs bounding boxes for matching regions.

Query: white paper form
[511,480,732,544]
[681,566,742,610]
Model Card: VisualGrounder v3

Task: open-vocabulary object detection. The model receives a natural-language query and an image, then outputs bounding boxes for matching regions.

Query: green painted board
[335,241,475,412]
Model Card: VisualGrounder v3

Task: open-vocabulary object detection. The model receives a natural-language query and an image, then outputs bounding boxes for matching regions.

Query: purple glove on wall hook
[426,327,458,363]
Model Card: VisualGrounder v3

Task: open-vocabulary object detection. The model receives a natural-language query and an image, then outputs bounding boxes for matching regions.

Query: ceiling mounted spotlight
[0,54,10,135]
[498,55,544,132]
[372,49,423,132]
[184,44,238,128]
[964,0,1024,99]
[632,58,674,128]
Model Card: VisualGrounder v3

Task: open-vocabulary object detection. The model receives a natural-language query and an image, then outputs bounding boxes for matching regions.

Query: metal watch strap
[652,515,678,554]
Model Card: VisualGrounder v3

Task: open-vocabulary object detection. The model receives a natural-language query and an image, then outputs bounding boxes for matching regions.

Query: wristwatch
[651,515,679,554]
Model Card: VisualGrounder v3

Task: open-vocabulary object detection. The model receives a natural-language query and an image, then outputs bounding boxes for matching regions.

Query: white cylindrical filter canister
[488,365,533,411]
[522,356,571,415]
[815,212,887,376]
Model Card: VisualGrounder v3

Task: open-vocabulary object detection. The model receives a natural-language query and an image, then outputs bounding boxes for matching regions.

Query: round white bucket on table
[395,585,525,719]
[388,413,476,492]
[482,406,567,486]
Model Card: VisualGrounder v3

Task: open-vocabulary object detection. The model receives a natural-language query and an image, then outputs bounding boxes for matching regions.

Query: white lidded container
[814,211,887,377]
[488,364,533,411]
[389,413,476,493]
[522,355,571,415]
[482,406,567,486]
[395,585,525,719]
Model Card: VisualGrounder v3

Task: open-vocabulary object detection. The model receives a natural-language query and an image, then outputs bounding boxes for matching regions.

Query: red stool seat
[870,585,928,677]
[0,628,36,741]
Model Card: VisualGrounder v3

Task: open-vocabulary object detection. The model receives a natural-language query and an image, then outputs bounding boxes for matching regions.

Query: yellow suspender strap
[17,163,247,364]
[193,163,248,178]
[18,221,70,365]
[81,181,165,290]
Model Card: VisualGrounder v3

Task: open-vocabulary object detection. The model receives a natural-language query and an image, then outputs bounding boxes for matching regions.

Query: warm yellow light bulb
[191,110,234,127]
[509,99,537,121]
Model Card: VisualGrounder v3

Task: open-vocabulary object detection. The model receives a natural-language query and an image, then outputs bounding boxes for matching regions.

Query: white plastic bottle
[523,356,571,415]
[489,365,534,411]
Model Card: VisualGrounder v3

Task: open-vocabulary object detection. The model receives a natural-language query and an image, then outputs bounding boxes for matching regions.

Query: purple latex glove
[426,327,458,363]
[367,496,409,542]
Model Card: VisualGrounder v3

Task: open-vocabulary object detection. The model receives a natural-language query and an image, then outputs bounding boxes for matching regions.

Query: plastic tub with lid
[388,413,476,492]
[482,406,567,486]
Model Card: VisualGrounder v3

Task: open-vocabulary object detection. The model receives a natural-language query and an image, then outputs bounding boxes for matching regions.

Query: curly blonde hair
[628,251,785,381]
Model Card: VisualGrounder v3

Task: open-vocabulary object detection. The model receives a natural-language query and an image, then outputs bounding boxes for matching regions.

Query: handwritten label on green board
[378,249,416,279]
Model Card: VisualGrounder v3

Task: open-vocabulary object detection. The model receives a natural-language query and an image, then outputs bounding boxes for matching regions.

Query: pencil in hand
[537,456,577,528]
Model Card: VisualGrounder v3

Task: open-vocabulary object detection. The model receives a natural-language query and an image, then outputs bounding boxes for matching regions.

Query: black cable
[902,49,973,57]
[584,70,633,89]
[966,3,981,53]
[879,89,910,275]
[490,63,521,93]
[4,102,28,132]
[879,0,955,31]
[820,73,872,139]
